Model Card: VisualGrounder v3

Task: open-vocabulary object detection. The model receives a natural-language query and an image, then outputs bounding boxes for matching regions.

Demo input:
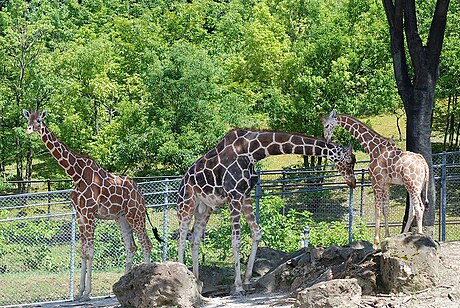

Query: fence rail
[0,151,459,306]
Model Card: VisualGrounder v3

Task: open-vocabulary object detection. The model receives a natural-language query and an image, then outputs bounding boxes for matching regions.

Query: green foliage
[0,0,455,181]
[201,196,372,267]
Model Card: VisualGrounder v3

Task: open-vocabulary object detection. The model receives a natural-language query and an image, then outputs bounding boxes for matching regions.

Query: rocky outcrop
[380,233,446,293]
[255,241,377,294]
[113,261,202,308]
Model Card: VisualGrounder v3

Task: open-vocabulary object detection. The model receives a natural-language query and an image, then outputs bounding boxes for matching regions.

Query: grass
[0,269,123,306]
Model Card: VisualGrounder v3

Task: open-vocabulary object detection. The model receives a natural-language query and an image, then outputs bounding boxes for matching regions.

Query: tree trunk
[383,0,450,235]
[25,143,34,193]
[443,95,451,151]
[404,88,436,230]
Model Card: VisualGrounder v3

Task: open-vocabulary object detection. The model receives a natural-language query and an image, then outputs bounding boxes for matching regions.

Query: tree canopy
[0,0,457,182]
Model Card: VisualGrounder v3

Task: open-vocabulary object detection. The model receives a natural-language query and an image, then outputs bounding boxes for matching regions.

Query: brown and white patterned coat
[176,129,357,293]
[23,109,157,301]
[321,110,429,248]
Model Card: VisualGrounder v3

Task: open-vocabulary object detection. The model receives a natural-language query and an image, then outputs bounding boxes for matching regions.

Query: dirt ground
[33,241,460,308]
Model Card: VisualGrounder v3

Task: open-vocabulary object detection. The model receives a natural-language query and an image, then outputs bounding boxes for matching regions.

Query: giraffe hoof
[74,295,91,302]
[231,286,246,296]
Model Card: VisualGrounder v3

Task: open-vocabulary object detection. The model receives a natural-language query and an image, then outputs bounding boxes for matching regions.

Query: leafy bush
[201,196,373,267]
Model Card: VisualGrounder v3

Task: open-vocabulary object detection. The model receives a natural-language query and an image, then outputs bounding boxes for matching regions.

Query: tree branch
[427,0,450,76]
[404,0,424,72]
[382,0,412,103]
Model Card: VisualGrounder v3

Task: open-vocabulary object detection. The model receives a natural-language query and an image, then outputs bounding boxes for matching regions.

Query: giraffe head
[23,109,48,135]
[328,143,356,188]
[320,109,338,143]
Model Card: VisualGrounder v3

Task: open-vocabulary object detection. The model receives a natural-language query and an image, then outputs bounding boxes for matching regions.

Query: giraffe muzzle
[347,178,357,188]
[26,126,34,135]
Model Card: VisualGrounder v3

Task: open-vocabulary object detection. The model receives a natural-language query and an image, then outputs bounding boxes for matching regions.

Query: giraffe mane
[337,114,396,146]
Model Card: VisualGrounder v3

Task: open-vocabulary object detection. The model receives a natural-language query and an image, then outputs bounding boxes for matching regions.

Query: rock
[113,261,202,308]
[199,265,233,297]
[255,262,296,292]
[256,241,378,294]
[253,247,291,277]
[294,278,362,308]
[380,233,445,293]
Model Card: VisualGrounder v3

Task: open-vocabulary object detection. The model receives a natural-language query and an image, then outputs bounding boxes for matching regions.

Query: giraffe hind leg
[403,195,416,234]
[117,216,139,272]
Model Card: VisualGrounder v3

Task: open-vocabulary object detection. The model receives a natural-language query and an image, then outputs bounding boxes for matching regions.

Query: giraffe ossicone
[321,110,429,248]
[176,129,357,294]
[23,108,161,301]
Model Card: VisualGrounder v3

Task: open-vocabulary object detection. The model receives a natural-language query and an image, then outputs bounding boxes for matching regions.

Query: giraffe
[23,108,160,301]
[321,110,429,248]
[176,129,357,294]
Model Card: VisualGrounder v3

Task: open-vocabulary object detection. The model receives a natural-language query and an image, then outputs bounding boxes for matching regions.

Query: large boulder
[380,233,446,293]
[294,278,362,308]
[113,261,202,308]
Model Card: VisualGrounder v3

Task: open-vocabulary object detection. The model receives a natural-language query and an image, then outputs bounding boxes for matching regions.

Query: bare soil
[33,241,460,308]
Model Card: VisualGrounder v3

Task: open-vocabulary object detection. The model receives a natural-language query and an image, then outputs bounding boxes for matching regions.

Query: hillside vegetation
[0,0,458,184]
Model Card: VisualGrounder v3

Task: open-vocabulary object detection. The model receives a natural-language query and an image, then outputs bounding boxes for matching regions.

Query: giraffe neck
[335,115,392,155]
[244,131,333,161]
[38,124,89,183]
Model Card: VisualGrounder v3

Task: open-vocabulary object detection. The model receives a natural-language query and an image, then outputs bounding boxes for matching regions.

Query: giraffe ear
[346,143,353,152]
[23,109,30,119]
[40,110,48,119]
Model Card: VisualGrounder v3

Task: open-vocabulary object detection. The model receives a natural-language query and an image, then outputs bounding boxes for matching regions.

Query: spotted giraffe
[321,110,429,247]
[177,129,357,294]
[23,109,161,301]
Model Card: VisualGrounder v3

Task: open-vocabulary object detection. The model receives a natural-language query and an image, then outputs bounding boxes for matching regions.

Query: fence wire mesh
[0,151,458,306]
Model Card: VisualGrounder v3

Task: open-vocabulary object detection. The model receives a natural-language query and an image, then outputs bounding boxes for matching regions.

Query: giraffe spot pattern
[176,129,357,291]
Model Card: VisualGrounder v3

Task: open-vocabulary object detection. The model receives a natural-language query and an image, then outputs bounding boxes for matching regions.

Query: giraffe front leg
[190,203,212,293]
[241,199,261,286]
[229,202,244,295]
[74,211,95,302]
[177,197,195,265]
[75,251,93,301]
[75,258,87,301]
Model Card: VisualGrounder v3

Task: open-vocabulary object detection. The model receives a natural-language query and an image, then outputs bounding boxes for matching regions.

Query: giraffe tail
[146,210,164,243]
[423,163,430,209]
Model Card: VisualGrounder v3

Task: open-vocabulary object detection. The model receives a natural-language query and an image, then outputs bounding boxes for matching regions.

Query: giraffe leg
[177,196,195,265]
[190,202,212,289]
[414,193,425,234]
[75,214,95,301]
[373,185,386,248]
[116,216,138,273]
[405,192,424,234]
[381,187,390,238]
[241,198,261,286]
[228,200,244,294]
[126,206,152,265]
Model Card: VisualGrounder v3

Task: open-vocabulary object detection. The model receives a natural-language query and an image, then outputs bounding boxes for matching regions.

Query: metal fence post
[441,151,447,241]
[162,179,169,262]
[348,187,354,244]
[359,169,365,217]
[255,170,261,225]
[69,205,76,300]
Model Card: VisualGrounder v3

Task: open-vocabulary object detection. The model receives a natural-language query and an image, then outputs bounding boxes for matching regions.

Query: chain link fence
[0,151,459,306]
